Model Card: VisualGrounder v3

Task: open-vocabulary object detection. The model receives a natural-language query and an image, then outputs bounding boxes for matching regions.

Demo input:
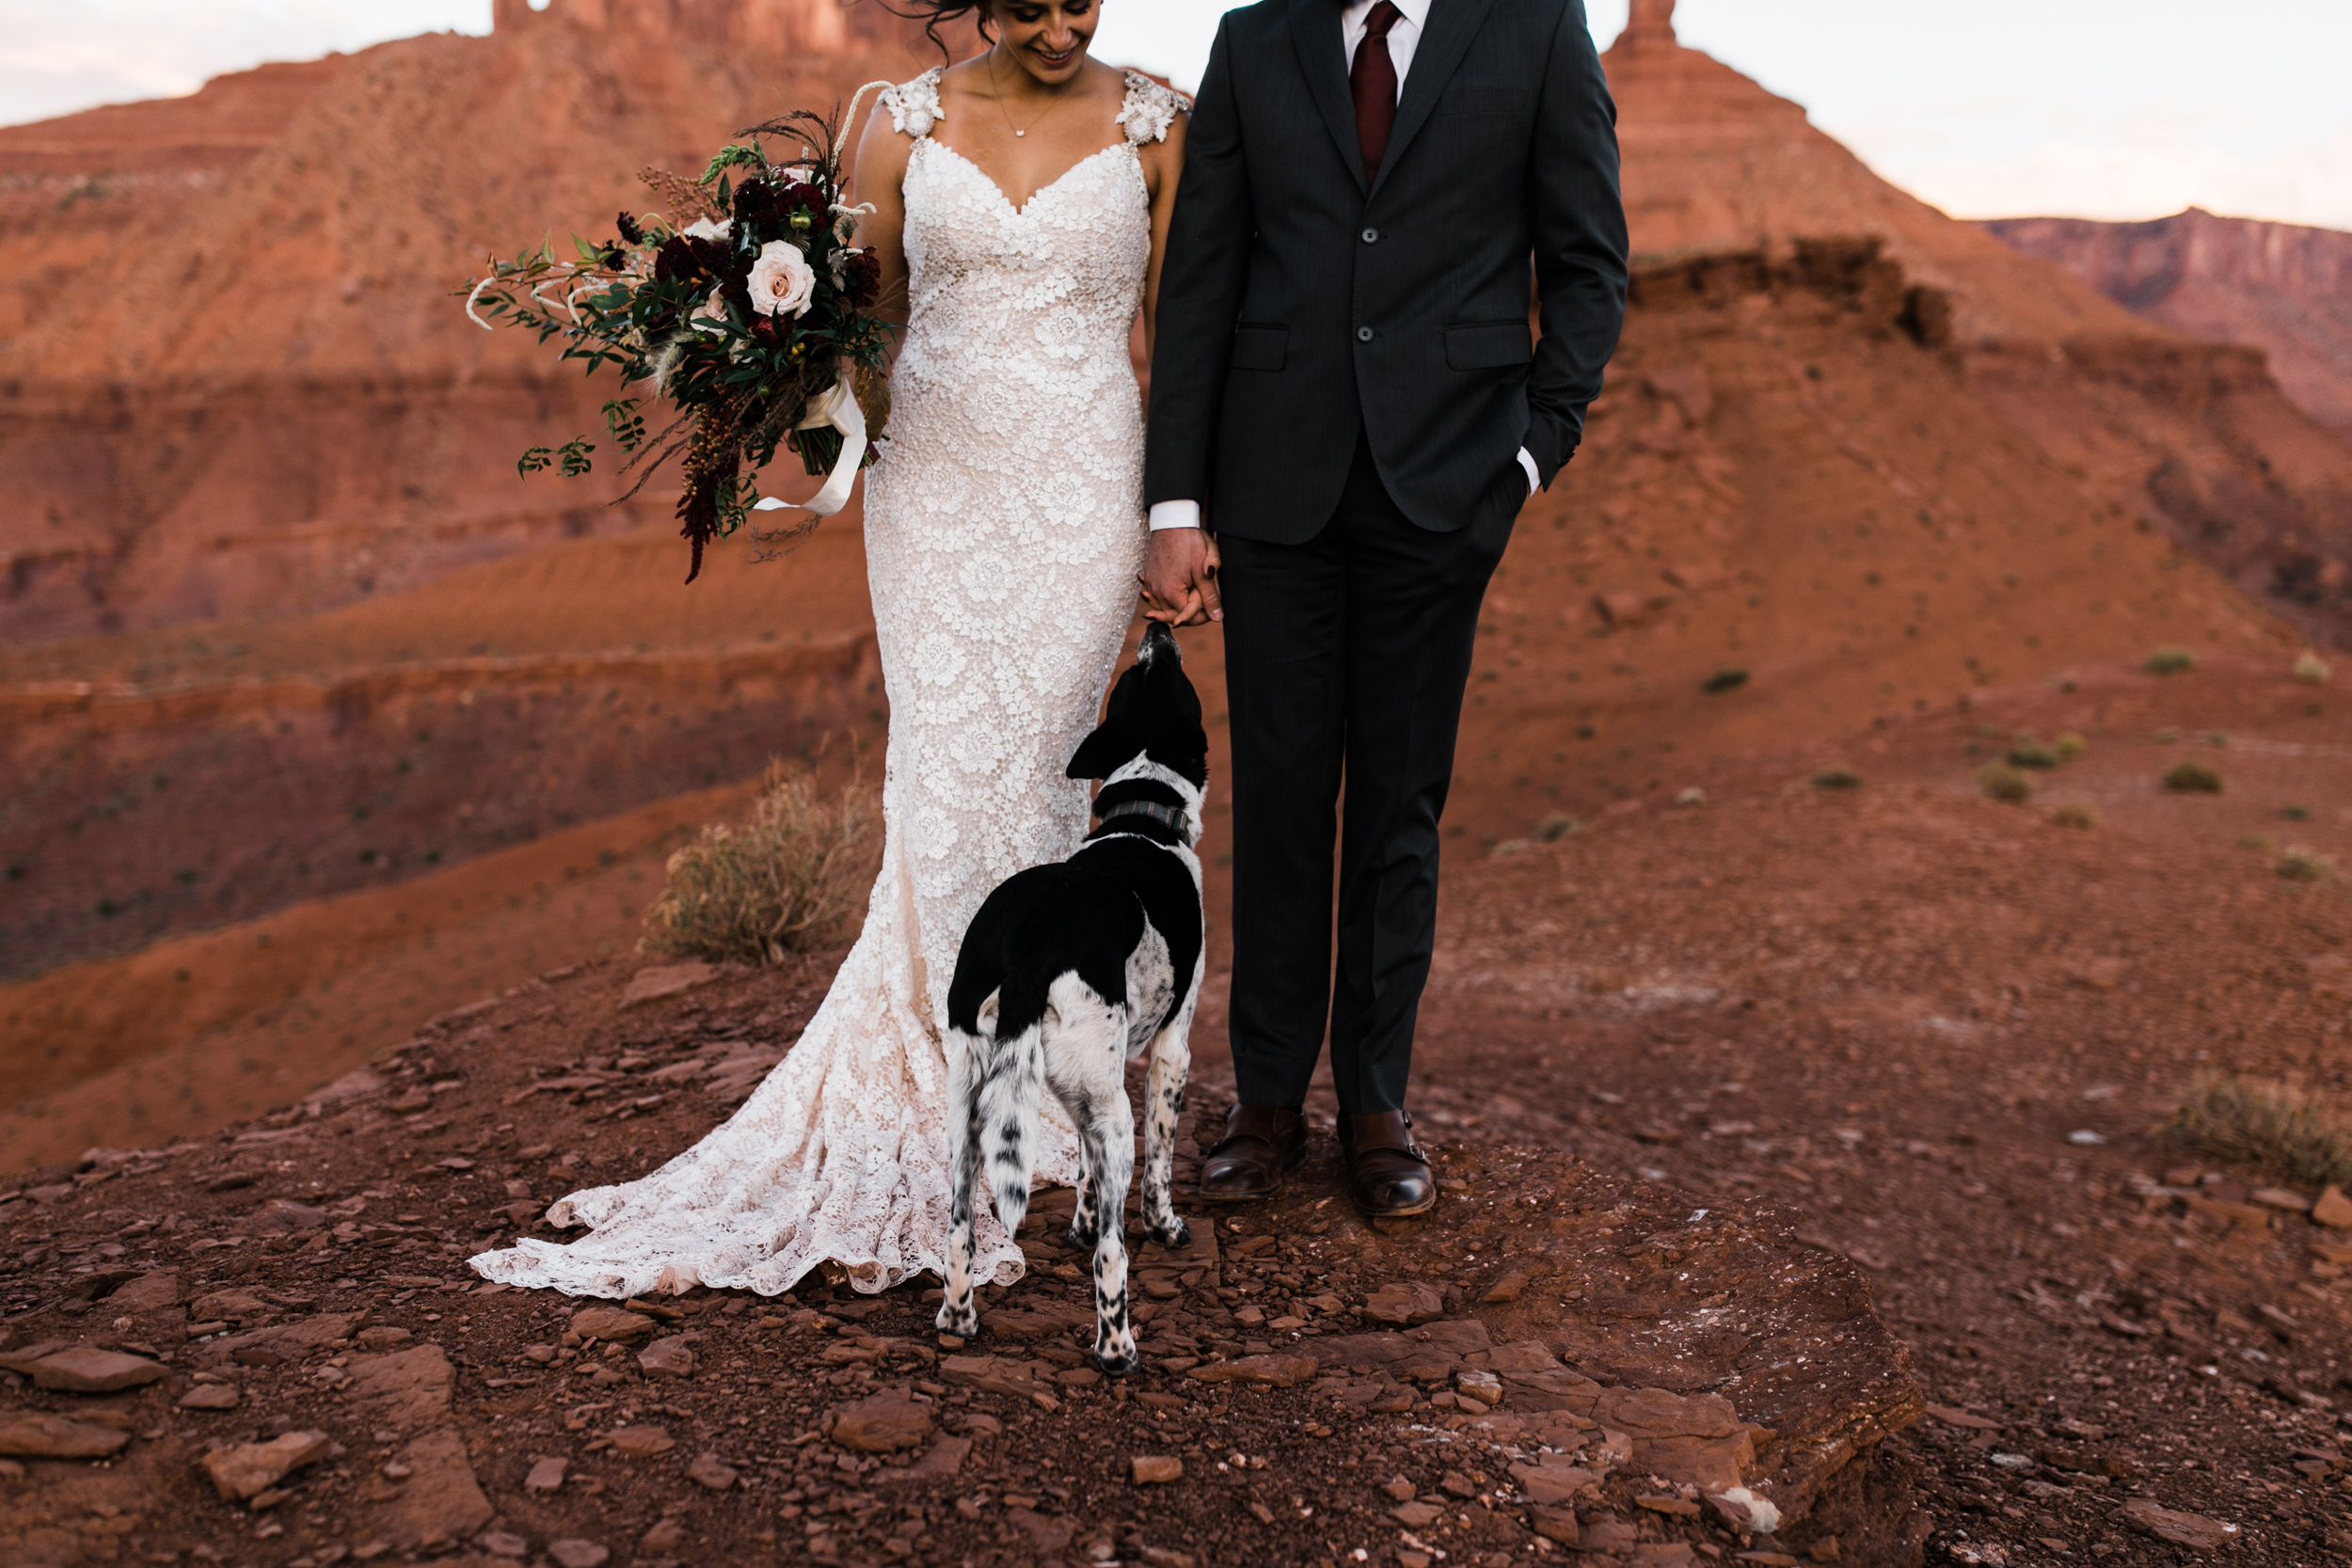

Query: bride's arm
[850,105,914,333]
[1139,109,1189,364]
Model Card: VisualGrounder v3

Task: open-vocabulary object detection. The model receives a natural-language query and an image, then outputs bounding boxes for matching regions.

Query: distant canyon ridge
[1984,208,2352,446]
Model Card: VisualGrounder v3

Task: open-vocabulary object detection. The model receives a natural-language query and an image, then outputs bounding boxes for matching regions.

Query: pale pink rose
[748,239,817,319]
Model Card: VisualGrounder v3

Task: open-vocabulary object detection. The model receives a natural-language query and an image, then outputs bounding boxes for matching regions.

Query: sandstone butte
[0,0,2344,1155]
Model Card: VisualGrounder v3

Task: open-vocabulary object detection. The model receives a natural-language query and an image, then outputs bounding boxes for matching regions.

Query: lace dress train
[468,68,1188,1299]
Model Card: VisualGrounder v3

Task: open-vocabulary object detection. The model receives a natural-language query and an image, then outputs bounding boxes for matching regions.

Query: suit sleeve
[1142,16,1254,512]
[1523,0,1629,487]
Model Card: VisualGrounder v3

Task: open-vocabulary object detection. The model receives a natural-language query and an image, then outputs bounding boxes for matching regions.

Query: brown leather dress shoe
[1340,1110,1437,1216]
[1198,1103,1308,1202]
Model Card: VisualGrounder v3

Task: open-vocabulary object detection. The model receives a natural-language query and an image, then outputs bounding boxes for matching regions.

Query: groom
[1140,0,1628,1215]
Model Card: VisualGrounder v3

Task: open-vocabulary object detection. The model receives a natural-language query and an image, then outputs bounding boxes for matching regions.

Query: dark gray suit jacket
[1144,0,1629,543]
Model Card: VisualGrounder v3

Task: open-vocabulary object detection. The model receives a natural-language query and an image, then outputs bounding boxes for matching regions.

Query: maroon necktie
[1350,1,1405,182]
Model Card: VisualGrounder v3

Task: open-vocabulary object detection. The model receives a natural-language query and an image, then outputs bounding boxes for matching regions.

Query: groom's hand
[1140,528,1223,626]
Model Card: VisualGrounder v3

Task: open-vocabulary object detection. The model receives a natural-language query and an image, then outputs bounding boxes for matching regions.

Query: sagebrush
[1976,761,2032,803]
[2169,1077,2352,1190]
[641,763,876,966]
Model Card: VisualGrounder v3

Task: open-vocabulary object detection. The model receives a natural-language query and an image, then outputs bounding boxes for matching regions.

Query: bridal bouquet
[463,89,895,581]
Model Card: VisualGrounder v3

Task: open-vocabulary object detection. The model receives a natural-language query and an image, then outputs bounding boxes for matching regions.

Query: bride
[470,0,1191,1299]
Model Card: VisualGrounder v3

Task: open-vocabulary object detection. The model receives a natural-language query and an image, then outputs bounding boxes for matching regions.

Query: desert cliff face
[0,2,959,646]
[1984,208,2352,445]
[1599,8,2352,648]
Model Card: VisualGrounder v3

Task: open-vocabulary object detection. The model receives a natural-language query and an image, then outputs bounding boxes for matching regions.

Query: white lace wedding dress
[469,69,1188,1300]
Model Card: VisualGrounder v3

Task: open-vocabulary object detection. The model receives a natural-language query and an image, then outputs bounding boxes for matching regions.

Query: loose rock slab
[618,962,720,1008]
[638,1336,697,1378]
[608,1424,676,1458]
[359,1426,494,1549]
[1185,1354,1319,1387]
[0,1412,134,1460]
[3,1345,168,1392]
[200,1430,332,1501]
[571,1306,656,1343]
[2119,1497,2241,1550]
[831,1387,933,1452]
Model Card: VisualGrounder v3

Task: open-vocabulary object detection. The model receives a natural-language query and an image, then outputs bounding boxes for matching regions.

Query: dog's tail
[976,1010,1047,1239]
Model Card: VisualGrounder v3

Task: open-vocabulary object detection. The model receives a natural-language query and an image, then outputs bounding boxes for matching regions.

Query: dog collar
[1095,800,1189,833]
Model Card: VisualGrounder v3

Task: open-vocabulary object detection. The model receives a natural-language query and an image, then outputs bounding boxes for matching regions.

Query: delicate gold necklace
[990,45,1064,138]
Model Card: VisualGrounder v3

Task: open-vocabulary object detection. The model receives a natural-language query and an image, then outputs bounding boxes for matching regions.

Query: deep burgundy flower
[653,236,704,285]
[616,210,644,245]
[684,234,742,283]
[731,178,780,234]
[842,247,882,308]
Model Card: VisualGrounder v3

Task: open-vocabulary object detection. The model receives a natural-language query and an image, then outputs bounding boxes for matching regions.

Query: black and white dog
[937,623,1207,1374]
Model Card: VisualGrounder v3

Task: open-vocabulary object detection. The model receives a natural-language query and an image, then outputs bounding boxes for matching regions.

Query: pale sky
[5,0,2349,230]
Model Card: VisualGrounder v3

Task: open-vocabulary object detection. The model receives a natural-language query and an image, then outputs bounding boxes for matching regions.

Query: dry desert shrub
[2277,846,2338,884]
[1534,815,1581,843]
[1976,762,2032,803]
[2295,651,2331,686]
[2053,732,2088,761]
[2162,760,2223,795]
[641,762,876,967]
[2169,1077,2352,1190]
[1812,768,1863,790]
[2049,802,2100,831]
[2145,645,2197,675]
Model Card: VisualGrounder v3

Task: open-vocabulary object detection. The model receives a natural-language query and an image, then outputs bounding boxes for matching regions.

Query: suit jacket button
[1356,325,1375,342]
[1360,227,1379,244]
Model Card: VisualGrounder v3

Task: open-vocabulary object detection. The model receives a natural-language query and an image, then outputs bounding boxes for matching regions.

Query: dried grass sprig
[2167,1076,2352,1190]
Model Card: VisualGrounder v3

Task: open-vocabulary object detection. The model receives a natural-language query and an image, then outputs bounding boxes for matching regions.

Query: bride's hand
[1139,528,1222,626]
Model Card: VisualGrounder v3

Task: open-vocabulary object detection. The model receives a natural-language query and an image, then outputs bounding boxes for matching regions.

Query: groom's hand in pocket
[1140,528,1223,626]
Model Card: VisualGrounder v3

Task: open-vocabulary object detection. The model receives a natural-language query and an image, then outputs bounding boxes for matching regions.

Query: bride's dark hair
[881,0,999,58]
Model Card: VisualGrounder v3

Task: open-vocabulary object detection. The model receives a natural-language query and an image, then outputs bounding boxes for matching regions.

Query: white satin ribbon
[753,369,866,518]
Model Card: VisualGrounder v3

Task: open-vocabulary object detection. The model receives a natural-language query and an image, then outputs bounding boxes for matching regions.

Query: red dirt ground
[6,660,2350,1568]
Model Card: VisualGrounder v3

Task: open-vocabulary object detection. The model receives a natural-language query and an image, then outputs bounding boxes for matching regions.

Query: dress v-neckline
[922,138,1135,218]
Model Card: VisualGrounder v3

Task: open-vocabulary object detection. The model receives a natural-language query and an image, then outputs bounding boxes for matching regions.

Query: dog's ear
[1065,716,1140,781]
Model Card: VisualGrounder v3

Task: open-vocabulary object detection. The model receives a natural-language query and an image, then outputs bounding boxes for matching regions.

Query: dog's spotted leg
[1140,989,1199,1250]
[936,1022,987,1340]
[1077,1093,1139,1376]
[1065,1148,1098,1254]
[977,1019,1045,1247]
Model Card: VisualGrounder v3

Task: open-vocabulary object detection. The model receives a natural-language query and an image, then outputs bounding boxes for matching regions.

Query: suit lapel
[1289,0,1368,197]
[1370,0,1498,200]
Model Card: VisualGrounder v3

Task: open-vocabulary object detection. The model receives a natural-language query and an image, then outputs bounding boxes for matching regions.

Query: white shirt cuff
[1148,499,1201,531]
[1517,447,1541,496]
